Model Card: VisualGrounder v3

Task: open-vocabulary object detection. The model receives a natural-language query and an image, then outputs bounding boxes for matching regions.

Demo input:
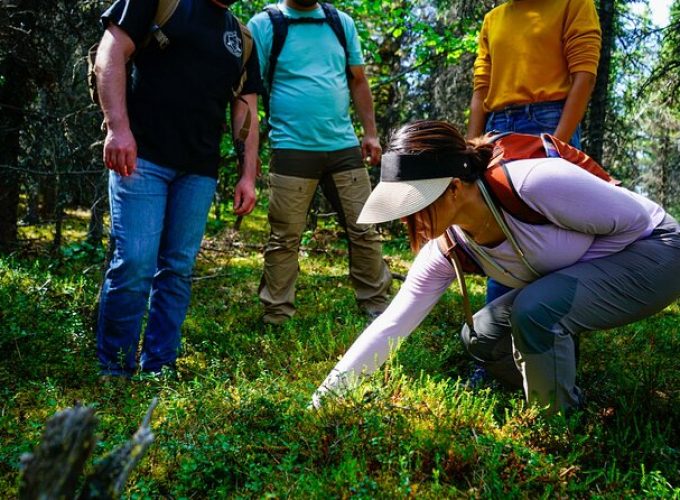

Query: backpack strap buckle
[151,25,170,49]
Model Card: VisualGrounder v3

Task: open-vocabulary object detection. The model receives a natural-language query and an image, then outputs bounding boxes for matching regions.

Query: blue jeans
[97,158,216,376]
[485,100,581,148]
[485,100,581,302]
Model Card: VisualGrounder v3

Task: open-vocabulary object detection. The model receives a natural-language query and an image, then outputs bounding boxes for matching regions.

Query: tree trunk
[52,182,65,254]
[0,60,26,249]
[87,172,108,247]
[0,1,41,250]
[0,171,20,250]
[585,0,617,164]
[659,128,670,207]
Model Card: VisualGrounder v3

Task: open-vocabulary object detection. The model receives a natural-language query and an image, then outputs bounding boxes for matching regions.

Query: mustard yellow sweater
[473,0,601,112]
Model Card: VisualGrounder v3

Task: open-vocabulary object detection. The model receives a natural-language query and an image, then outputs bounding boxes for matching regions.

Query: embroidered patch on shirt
[223,31,242,57]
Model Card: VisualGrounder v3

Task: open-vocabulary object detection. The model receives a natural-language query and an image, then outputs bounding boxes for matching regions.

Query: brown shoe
[262,313,291,325]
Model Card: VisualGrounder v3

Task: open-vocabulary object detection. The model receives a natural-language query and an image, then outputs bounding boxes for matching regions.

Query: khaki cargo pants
[259,147,392,323]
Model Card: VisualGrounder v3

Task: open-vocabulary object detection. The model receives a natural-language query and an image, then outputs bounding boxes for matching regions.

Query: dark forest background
[1,0,679,252]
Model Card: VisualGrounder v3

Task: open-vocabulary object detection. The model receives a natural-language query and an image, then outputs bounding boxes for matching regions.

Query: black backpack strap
[319,2,353,81]
[264,5,288,90]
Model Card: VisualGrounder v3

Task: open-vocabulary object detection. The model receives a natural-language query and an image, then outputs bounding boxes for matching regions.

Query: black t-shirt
[102,0,263,177]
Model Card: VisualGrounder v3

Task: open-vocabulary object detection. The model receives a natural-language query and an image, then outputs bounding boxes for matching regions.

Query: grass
[1,202,679,498]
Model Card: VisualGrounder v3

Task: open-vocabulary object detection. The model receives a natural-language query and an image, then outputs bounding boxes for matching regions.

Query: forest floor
[1,203,679,498]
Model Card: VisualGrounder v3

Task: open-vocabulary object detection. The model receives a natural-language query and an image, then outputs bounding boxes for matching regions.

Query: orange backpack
[483,132,619,224]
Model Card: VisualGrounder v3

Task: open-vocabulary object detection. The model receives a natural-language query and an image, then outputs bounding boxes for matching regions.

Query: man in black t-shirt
[94,0,263,377]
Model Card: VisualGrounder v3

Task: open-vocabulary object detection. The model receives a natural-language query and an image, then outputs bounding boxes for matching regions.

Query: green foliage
[1,208,679,497]
[592,0,680,208]
[1,0,680,496]
[646,0,680,105]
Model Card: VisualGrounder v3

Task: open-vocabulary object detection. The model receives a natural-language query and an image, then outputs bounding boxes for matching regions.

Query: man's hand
[231,93,259,216]
[233,176,256,216]
[103,127,137,176]
[362,135,382,166]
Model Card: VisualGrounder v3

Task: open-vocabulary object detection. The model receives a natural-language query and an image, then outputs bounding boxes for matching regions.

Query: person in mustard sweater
[466,0,602,303]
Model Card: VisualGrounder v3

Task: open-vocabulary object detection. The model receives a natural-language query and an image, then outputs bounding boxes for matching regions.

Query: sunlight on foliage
[1,205,679,497]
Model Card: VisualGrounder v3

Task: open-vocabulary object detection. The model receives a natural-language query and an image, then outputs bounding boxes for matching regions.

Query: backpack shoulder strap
[239,22,254,68]
[437,229,480,330]
[484,133,551,224]
[149,0,181,49]
[476,180,542,280]
[231,20,253,144]
[155,0,181,27]
[319,3,348,50]
[264,5,289,90]
[233,20,253,94]
[319,2,353,81]
[483,163,549,224]
[231,19,254,158]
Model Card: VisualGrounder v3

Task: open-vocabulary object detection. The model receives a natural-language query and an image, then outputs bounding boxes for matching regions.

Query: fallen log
[19,397,158,500]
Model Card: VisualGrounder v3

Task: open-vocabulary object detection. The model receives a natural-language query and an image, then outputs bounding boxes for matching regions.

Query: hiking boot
[263,312,291,326]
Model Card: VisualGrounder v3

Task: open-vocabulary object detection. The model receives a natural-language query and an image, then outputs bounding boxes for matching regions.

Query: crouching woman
[312,120,680,415]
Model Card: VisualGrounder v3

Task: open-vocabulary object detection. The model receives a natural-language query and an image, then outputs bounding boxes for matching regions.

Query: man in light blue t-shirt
[248,0,391,325]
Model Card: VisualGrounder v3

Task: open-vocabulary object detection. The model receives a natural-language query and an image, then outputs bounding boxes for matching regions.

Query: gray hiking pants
[259,148,392,322]
[461,214,680,414]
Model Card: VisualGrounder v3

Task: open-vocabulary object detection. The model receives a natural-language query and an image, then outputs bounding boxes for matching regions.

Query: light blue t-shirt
[248,3,364,151]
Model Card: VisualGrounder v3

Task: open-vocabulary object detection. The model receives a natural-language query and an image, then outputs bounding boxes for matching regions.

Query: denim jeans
[485,100,581,149]
[485,100,581,303]
[97,158,216,375]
